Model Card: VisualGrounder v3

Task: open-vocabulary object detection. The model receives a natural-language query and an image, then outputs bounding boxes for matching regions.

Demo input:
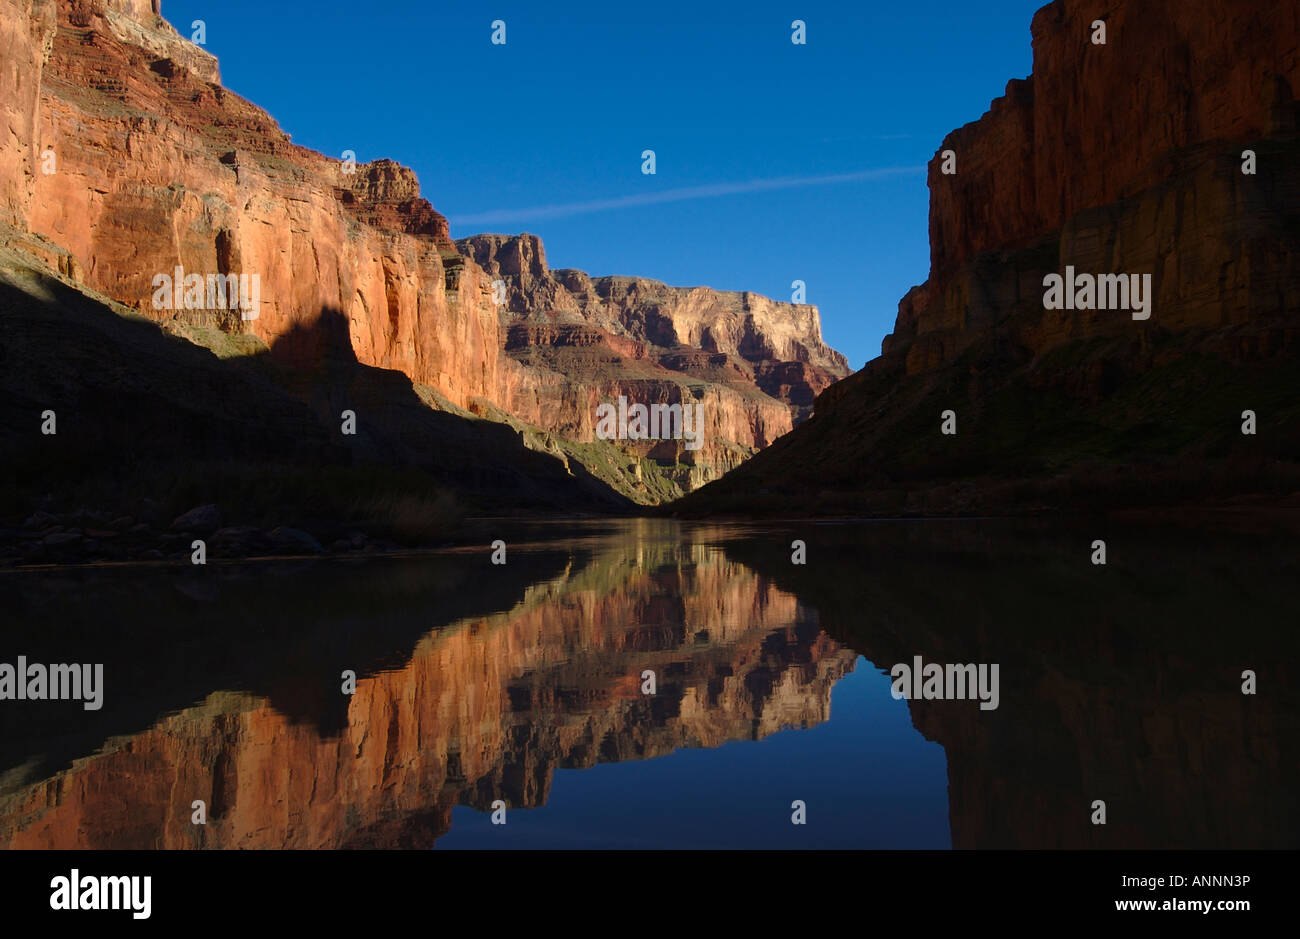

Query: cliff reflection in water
[0,522,863,849]
[0,519,1295,849]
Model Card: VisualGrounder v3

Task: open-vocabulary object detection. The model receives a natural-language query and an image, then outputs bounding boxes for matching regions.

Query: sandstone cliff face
[899,0,1300,373]
[462,233,846,394]
[461,233,846,487]
[929,0,1300,283]
[0,0,56,229]
[1,0,846,505]
[98,0,218,83]
[27,0,501,409]
[679,0,1300,516]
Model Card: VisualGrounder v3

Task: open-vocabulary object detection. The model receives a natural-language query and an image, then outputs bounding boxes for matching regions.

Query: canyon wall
[680,0,1300,516]
[929,0,1300,282]
[1,0,846,502]
[0,0,56,229]
[27,0,502,407]
[892,0,1300,376]
[463,233,846,486]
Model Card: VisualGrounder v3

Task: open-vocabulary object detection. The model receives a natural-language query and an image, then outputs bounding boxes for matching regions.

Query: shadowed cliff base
[0,245,646,567]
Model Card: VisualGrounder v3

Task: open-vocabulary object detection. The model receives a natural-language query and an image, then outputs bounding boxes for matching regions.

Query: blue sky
[165,0,1044,368]
[437,656,951,849]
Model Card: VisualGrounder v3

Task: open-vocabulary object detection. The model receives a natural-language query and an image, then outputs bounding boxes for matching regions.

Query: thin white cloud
[451,165,925,228]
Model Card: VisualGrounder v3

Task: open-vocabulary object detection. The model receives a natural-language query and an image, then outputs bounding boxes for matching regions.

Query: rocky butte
[0,0,847,526]
[676,0,1300,518]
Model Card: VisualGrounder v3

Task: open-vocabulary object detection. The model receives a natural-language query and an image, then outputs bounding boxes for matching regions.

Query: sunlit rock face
[0,0,56,230]
[462,233,848,490]
[0,542,855,849]
[0,0,847,500]
[24,0,500,409]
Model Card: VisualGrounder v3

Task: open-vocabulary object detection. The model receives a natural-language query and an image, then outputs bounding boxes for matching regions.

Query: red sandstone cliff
[678,0,1300,516]
[894,0,1300,374]
[929,1,1299,281]
[462,233,846,488]
[0,0,847,506]
[0,0,56,230]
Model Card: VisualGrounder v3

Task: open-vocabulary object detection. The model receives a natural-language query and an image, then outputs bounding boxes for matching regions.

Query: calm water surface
[0,518,1295,848]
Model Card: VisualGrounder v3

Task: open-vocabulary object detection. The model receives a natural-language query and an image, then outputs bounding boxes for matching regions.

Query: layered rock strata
[0,0,848,506]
